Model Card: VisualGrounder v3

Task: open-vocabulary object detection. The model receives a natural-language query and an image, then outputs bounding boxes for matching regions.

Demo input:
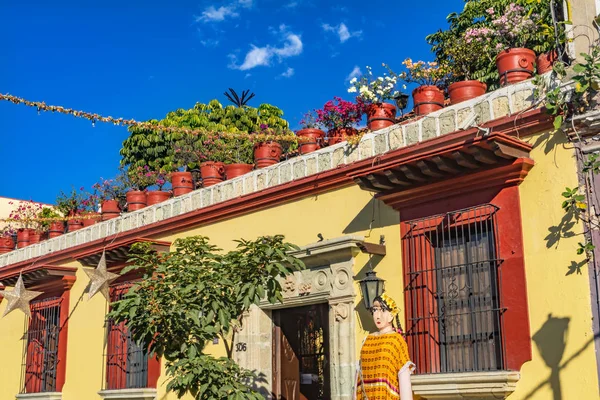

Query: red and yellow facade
[0,79,599,400]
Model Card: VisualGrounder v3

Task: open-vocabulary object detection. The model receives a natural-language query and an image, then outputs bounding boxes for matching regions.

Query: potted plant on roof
[146,168,173,206]
[9,200,43,248]
[253,124,292,169]
[444,34,488,104]
[38,207,64,238]
[221,135,255,179]
[55,188,86,232]
[126,166,155,211]
[348,65,400,131]
[81,191,101,227]
[295,110,325,155]
[398,59,450,116]
[172,138,198,196]
[93,175,127,221]
[316,97,364,145]
[0,225,15,254]
[466,4,539,86]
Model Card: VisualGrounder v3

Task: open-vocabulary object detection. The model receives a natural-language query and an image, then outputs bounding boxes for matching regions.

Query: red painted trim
[56,276,75,392]
[397,181,532,371]
[0,111,550,274]
[147,356,161,388]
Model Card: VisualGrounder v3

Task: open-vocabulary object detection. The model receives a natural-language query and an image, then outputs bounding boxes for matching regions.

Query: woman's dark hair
[373,295,405,338]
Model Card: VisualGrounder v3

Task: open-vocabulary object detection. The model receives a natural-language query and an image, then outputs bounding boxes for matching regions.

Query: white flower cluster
[348,66,401,104]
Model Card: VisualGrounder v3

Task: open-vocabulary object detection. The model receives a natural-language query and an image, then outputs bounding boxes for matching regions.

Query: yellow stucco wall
[0,129,598,400]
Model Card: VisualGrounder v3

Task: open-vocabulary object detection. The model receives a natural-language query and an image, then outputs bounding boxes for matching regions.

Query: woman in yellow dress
[355,293,415,400]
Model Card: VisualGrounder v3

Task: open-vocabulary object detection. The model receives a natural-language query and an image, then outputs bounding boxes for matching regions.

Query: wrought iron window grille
[402,204,505,374]
[20,297,62,394]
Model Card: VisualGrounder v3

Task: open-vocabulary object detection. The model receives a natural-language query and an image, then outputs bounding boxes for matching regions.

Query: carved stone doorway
[273,304,331,400]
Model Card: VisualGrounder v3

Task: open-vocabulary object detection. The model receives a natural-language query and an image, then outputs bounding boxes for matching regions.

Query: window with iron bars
[103,282,149,390]
[402,204,504,374]
[20,297,62,393]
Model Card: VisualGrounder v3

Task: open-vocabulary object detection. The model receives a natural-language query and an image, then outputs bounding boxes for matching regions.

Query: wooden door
[273,304,329,400]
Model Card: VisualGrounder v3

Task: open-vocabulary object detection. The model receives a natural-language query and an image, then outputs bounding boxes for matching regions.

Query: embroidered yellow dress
[356,332,414,399]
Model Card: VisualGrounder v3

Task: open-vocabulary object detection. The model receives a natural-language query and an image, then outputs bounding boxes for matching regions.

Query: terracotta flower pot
[254,142,282,169]
[126,190,147,211]
[327,127,358,145]
[537,50,559,75]
[496,48,536,86]
[200,161,226,187]
[171,171,194,196]
[366,103,397,131]
[412,85,445,116]
[147,190,171,206]
[67,212,84,232]
[48,221,65,238]
[17,228,33,248]
[29,231,43,244]
[448,80,487,105]
[0,236,15,254]
[296,129,325,155]
[101,200,121,221]
[82,212,101,227]
[225,163,254,179]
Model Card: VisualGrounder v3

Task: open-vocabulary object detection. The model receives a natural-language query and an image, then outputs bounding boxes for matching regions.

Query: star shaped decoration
[84,250,119,301]
[0,274,43,318]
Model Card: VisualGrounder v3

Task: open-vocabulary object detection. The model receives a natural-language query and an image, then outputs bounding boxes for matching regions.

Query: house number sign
[236,342,248,352]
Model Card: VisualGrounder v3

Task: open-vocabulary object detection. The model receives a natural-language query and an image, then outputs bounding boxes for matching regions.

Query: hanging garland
[0,93,364,145]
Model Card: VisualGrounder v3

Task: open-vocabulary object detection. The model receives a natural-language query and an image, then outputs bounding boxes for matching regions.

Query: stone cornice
[411,371,520,399]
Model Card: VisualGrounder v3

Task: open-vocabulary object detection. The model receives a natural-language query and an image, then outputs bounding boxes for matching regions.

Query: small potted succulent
[9,200,43,247]
[0,225,16,254]
[56,188,87,232]
[146,168,173,206]
[92,175,127,220]
[348,65,401,131]
[315,97,365,145]
[398,59,450,115]
[296,111,325,155]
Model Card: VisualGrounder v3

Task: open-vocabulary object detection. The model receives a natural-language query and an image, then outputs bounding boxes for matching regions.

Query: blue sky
[0,0,465,204]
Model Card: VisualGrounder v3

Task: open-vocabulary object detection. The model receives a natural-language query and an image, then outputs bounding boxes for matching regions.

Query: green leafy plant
[120,100,290,171]
[37,207,61,231]
[55,188,86,216]
[107,235,304,400]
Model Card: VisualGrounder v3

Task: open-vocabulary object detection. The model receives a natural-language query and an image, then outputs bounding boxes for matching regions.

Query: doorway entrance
[273,304,330,400]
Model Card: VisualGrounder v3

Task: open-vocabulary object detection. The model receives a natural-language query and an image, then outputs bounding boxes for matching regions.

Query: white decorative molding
[236,235,361,400]
[98,388,157,400]
[16,393,62,400]
[411,371,520,400]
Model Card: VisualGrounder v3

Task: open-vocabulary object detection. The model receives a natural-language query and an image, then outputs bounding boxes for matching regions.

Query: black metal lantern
[359,270,385,310]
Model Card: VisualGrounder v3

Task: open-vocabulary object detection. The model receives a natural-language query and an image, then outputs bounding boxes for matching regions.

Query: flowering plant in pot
[56,188,86,232]
[38,207,64,238]
[126,165,156,211]
[315,97,365,145]
[9,200,44,247]
[93,176,127,220]
[466,4,540,85]
[348,65,401,130]
[80,191,101,227]
[296,110,325,154]
[398,59,450,116]
[0,225,16,254]
[146,168,173,206]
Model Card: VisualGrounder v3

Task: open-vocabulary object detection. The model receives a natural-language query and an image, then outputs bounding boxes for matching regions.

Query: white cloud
[229,30,303,70]
[244,73,252,79]
[280,67,295,78]
[200,38,220,47]
[346,66,361,82]
[284,1,298,8]
[322,22,362,43]
[196,5,239,22]
[239,0,253,7]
